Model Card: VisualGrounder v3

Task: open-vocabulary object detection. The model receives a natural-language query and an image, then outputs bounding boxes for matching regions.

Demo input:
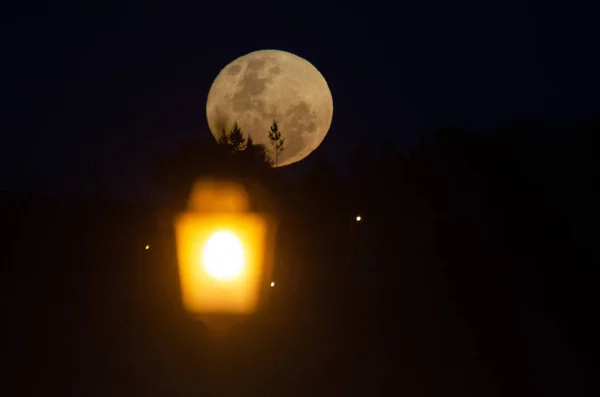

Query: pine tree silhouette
[268,120,285,167]
[218,121,247,154]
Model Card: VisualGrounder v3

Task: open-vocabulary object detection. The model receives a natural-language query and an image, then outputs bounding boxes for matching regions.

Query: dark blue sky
[2,2,598,199]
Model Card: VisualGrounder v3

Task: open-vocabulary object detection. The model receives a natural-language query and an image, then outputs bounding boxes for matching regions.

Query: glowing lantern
[174,179,276,317]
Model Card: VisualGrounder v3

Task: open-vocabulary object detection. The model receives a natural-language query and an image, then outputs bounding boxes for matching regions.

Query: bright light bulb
[356,216,362,222]
[145,245,150,250]
[270,281,275,287]
[202,231,245,280]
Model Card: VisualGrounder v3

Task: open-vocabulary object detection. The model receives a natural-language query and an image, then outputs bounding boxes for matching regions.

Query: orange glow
[187,180,250,213]
[175,212,269,315]
[145,244,150,250]
[174,180,275,316]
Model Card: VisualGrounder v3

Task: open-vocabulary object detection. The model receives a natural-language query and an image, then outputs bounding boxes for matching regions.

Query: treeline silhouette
[4,119,598,395]
[151,118,599,394]
[150,118,598,392]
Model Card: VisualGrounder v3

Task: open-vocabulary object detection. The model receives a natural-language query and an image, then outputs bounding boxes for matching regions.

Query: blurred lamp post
[174,179,276,321]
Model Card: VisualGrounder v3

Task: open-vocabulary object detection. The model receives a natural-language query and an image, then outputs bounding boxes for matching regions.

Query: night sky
[3,2,598,199]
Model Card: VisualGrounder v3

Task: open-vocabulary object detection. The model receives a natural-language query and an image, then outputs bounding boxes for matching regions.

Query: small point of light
[145,245,150,250]
[355,215,362,222]
[270,281,275,287]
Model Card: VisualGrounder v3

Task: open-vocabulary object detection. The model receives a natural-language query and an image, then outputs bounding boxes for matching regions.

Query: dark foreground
[9,258,492,396]
[8,256,589,395]
[4,197,594,396]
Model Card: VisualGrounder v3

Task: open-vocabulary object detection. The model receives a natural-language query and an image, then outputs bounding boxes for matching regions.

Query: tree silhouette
[229,122,246,151]
[217,129,228,145]
[152,121,278,205]
[218,122,272,167]
[268,120,285,167]
[219,121,247,154]
[244,135,272,166]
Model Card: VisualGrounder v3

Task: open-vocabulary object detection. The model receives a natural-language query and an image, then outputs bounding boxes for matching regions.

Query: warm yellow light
[175,211,271,315]
[145,244,150,250]
[270,281,275,287]
[174,179,276,316]
[202,231,245,280]
[356,215,362,222]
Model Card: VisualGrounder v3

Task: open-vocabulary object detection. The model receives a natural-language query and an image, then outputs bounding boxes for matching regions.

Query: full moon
[206,49,333,167]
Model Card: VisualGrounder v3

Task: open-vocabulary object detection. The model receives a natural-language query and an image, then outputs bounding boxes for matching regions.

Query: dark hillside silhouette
[5,119,598,395]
